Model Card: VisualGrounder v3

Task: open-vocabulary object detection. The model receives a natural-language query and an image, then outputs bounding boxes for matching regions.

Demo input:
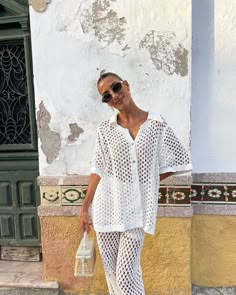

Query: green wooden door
[0,171,40,246]
[0,0,40,246]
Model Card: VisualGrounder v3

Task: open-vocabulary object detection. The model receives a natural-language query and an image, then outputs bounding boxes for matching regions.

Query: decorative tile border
[40,186,61,206]
[38,176,236,208]
[191,184,236,204]
[39,185,191,207]
[38,176,192,207]
[39,184,236,206]
[159,186,191,205]
[40,185,87,206]
[61,186,87,206]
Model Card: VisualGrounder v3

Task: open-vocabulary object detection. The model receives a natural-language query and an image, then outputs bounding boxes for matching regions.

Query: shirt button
[133,160,136,164]
[132,142,135,145]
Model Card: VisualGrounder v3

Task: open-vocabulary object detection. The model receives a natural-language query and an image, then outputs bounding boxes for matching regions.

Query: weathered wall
[192,215,236,286]
[29,0,191,176]
[40,216,191,294]
[192,0,236,172]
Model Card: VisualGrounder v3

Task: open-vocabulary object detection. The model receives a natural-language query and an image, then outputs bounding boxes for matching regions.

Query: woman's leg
[96,232,121,295]
[116,228,145,295]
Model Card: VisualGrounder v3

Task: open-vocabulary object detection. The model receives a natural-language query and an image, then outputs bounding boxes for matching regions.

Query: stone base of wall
[192,285,236,295]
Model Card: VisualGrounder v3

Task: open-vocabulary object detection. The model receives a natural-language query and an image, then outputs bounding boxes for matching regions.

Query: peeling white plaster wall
[29,0,191,176]
[192,0,236,172]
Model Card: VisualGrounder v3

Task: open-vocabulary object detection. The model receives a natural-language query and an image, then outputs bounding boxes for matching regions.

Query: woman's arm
[160,172,175,182]
[80,173,101,233]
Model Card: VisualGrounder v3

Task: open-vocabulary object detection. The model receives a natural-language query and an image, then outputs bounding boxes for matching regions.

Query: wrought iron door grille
[0,40,31,145]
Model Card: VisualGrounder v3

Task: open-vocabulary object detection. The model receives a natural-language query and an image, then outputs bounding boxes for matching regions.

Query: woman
[80,72,191,294]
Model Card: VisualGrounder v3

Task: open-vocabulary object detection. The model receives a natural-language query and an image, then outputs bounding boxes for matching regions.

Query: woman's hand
[80,206,92,233]
[80,173,101,233]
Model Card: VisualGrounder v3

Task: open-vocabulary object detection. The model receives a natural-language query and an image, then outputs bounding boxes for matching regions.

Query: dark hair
[97,72,123,85]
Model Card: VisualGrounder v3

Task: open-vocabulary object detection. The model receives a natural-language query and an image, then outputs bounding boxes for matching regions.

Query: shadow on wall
[191,0,215,170]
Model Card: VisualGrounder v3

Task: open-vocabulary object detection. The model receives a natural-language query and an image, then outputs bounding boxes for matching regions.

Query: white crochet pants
[96,228,145,295]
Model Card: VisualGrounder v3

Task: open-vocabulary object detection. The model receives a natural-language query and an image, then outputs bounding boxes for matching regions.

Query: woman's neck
[118,103,146,124]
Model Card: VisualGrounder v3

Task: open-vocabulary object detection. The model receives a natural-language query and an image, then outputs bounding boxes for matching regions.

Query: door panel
[0,215,15,239]
[19,181,35,206]
[0,182,12,206]
[0,171,40,246]
[20,214,38,240]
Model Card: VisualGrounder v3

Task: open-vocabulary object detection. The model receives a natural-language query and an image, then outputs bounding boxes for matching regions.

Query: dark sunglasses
[102,81,124,103]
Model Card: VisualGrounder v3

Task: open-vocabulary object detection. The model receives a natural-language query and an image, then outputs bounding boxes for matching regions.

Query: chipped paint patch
[140,30,188,76]
[67,123,84,142]
[79,0,127,45]
[37,101,61,164]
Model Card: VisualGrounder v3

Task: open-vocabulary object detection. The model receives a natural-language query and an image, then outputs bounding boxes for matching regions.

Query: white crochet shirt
[90,112,192,235]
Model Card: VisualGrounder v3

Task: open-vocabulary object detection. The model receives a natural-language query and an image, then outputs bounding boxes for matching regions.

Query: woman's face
[97,75,132,111]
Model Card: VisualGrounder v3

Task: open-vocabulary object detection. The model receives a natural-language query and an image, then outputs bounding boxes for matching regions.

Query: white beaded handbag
[74,231,96,277]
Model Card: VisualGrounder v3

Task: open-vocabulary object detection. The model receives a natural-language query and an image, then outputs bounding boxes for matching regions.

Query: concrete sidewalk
[0,261,59,295]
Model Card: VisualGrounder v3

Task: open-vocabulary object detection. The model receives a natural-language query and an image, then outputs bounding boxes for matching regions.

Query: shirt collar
[109,111,163,126]
[109,113,118,126]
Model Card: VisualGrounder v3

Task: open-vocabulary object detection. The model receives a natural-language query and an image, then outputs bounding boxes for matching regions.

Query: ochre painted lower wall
[192,215,236,287]
[40,216,191,294]
[142,218,192,295]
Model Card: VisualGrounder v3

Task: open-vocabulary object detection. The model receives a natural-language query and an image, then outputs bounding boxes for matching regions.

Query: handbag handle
[82,231,88,249]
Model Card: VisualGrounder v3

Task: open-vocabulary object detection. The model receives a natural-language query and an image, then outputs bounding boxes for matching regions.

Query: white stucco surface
[192,0,236,172]
[29,0,191,176]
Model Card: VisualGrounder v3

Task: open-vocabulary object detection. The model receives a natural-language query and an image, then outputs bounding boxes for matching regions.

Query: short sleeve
[158,121,192,174]
[90,129,106,177]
